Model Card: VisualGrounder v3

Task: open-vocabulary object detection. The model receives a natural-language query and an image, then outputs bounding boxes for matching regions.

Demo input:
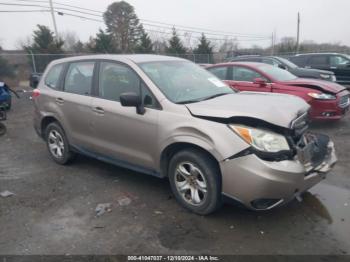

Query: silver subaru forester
[33,55,337,215]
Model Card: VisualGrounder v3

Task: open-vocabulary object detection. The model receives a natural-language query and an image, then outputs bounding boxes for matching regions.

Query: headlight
[229,125,290,152]
[331,75,337,82]
[308,92,336,100]
[320,74,331,79]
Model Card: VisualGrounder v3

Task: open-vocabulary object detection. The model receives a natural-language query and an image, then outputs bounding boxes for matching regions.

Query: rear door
[43,61,96,148]
[227,66,272,92]
[90,61,160,170]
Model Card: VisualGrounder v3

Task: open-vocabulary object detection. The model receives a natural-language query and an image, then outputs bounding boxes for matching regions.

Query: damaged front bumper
[220,133,337,210]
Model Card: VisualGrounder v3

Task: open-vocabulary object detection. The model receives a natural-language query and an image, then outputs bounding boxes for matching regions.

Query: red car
[207,62,350,120]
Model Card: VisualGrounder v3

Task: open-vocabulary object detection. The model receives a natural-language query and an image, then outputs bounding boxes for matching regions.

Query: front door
[90,61,160,170]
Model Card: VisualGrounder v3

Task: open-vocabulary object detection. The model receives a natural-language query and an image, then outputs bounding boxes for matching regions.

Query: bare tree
[60,31,80,52]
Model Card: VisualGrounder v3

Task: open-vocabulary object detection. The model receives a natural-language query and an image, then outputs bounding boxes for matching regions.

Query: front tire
[45,122,75,165]
[168,149,222,215]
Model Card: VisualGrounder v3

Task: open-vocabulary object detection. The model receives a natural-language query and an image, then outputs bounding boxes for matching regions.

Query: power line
[0,1,271,44]
[5,0,270,39]
[12,0,103,14]
[0,2,103,17]
[142,23,269,40]
[0,9,49,12]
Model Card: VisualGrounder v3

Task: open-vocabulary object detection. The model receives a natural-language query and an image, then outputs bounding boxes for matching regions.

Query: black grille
[339,95,350,108]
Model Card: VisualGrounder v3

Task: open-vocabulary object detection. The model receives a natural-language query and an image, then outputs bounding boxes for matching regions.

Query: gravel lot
[0,90,349,255]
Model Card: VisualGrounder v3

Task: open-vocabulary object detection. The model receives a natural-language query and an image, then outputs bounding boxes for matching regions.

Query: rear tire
[45,122,75,165]
[168,149,222,215]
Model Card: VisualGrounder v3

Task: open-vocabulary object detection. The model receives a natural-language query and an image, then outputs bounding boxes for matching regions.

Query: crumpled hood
[279,78,345,94]
[186,93,310,128]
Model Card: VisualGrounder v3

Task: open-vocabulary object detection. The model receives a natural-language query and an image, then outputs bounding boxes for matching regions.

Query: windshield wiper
[201,92,231,101]
[176,99,202,104]
[177,93,231,104]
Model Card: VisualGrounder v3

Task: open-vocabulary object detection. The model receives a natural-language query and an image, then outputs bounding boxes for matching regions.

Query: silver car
[33,55,337,215]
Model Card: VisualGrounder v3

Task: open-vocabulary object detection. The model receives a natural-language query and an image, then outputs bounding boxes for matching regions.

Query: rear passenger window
[64,62,94,95]
[45,64,64,90]
[99,62,140,102]
[208,66,227,80]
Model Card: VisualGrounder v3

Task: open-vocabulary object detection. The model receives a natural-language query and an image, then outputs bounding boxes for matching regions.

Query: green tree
[166,28,187,55]
[193,33,213,63]
[88,29,118,53]
[103,1,143,53]
[135,28,153,53]
[24,25,64,72]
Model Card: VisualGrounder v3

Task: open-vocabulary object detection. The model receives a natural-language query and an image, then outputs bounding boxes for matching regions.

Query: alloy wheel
[48,130,65,158]
[174,162,208,206]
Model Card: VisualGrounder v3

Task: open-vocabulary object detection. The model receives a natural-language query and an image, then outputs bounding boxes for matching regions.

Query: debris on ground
[344,203,348,207]
[260,231,265,235]
[229,225,235,230]
[154,210,163,215]
[118,197,131,206]
[95,203,112,217]
[93,226,105,229]
[0,190,15,198]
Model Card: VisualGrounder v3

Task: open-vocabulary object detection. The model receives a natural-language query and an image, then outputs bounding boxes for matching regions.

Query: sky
[0,0,349,50]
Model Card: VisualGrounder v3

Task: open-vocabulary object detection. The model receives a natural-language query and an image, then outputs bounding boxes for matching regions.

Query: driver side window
[99,62,140,102]
[232,66,265,82]
[208,66,228,80]
[330,56,350,67]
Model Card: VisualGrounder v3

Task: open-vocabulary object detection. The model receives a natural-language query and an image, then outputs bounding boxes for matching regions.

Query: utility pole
[49,0,59,40]
[271,32,275,55]
[296,12,300,54]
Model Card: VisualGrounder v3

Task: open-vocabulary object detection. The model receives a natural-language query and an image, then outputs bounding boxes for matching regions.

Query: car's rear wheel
[45,122,75,165]
[168,149,222,215]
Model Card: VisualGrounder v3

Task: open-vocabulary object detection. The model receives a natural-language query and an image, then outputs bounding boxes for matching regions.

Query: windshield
[276,57,298,69]
[258,65,298,81]
[139,60,235,104]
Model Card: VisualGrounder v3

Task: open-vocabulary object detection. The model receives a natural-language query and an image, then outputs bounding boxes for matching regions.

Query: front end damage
[220,113,337,210]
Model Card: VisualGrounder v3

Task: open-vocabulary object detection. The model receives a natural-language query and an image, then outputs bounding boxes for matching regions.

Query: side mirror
[253,78,267,86]
[120,92,145,115]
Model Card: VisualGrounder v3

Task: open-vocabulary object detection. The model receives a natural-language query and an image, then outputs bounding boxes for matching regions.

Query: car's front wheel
[45,122,75,165]
[168,149,222,215]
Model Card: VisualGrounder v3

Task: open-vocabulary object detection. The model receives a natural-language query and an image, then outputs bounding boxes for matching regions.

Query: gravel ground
[0,90,349,255]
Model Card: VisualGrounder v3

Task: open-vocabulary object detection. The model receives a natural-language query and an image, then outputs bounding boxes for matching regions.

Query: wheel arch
[159,141,222,180]
[40,115,62,138]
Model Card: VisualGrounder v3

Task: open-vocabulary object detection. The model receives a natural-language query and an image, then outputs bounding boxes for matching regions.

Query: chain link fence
[1,50,350,87]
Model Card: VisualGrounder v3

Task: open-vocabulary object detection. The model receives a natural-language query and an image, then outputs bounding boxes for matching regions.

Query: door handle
[55,97,64,104]
[93,106,105,114]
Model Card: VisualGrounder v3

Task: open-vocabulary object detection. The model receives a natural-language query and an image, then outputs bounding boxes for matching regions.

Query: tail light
[32,89,41,98]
